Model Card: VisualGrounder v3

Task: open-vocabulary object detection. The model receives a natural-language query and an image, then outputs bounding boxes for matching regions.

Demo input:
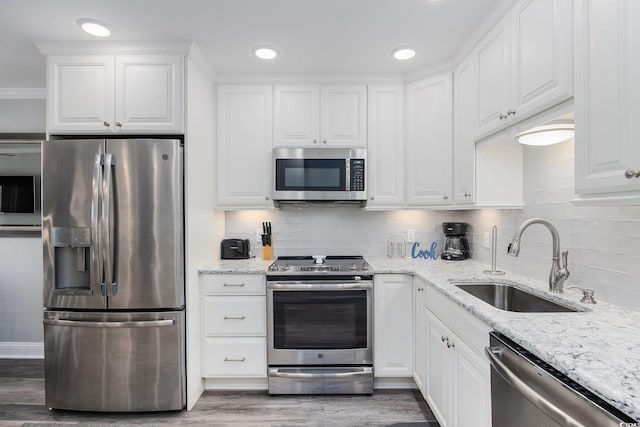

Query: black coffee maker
[441,222,470,260]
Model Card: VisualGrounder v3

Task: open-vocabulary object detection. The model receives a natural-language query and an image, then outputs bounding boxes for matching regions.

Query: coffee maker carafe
[441,222,470,260]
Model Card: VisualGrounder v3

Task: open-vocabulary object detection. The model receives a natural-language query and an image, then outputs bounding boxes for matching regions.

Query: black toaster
[221,238,251,259]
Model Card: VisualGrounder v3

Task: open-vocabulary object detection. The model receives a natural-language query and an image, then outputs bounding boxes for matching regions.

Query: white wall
[0,99,45,133]
[455,139,640,310]
[225,208,454,258]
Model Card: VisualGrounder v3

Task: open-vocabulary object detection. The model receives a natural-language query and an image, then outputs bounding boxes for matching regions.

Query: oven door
[267,281,372,366]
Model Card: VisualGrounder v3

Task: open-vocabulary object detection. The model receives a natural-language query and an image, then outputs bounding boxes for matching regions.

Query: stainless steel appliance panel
[44,310,185,412]
[268,367,373,395]
[43,139,106,310]
[105,139,184,310]
[487,332,636,426]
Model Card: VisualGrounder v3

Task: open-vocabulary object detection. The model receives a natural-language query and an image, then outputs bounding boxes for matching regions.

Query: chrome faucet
[507,218,570,293]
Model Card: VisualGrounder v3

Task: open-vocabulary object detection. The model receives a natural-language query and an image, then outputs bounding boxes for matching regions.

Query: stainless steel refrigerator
[42,138,185,412]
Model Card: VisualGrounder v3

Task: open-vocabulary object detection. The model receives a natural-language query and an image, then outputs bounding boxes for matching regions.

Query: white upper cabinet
[273,85,320,147]
[47,55,184,134]
[405,73,453,206]
[475,0,573,140]
[574,0,640,203]
[367,85,405,208]
[453,57,477,205]
[217,85,273,208]
[273,85,367,148]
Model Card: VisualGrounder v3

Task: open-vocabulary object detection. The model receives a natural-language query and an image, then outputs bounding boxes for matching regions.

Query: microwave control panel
[350,159,365,192]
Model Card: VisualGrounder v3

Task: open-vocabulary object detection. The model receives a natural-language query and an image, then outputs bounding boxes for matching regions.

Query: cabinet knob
[115,121,122,128]
[313,138,318,144]
[447,341,455,349]
[322,140,327,144]
[625,169,640,179]
[370,196,375,200]
[443,195,449,200]
[265,196,270,200]
[507,110,516,116]
[499,113,507,120]
[103,121,110,127]
[417,287,423,292]
[441,336,447,342]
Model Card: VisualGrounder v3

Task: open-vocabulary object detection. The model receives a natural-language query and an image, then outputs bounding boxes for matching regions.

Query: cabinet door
[320,85,367,147]
[114,55,184,133]
[453,57,476,205]
[425,311,451,427]
[476,17,512,138]
[373,274,413,378]
[273,85,320,147]
[47,55,114,133]
[575,0,640,196]
[413,278,427,396]
[405,74,453,206]
[367,85,405,208]
[217,85,273,208]
[511,0,573,121]
[453,338,491,427]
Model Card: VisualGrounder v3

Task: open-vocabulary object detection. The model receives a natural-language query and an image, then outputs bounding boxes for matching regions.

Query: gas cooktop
[267,255,371,275]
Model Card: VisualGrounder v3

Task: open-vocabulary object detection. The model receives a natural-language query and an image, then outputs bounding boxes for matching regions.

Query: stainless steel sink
[454,281,583,313]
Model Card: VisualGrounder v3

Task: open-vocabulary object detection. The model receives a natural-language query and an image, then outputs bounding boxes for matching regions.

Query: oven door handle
[267,282,373,291]
[268,369,372,380]
[485,346,587,427]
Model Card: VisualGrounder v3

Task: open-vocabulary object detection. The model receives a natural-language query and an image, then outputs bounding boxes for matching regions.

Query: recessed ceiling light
[516,119,575,146]
[253,47,278,60]
[77,19,111,37]
[392,48,416,61]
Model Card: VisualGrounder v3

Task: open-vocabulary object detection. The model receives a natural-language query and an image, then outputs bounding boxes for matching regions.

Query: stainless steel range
[266,255,373,394]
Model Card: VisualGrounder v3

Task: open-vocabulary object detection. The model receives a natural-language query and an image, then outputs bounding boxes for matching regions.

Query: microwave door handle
[90,153,104,296]
[345,159,350,191]
[101,153,118,297]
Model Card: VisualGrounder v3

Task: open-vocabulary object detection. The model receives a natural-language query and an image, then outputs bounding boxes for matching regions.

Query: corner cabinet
[46,55,184,134]
[216,85,273,209]
[373,274,413,378]
[405,73,453,206]
[425,287,491,427]
[273,84,366,148]
[475,0,573,140]
[367,85,405,208]
[573,0,640,204]
[453,57,477,205]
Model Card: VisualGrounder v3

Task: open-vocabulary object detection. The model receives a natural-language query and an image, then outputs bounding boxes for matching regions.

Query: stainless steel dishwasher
[485,332,637,427]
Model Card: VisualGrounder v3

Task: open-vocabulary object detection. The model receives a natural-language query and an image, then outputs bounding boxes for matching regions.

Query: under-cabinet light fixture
[515,119,575,146]
[77,19,111,37]
[392,47,416,61]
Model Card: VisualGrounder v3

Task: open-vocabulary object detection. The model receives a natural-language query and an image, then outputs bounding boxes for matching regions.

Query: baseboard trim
[374,377,417,389]
[0,342,44,359]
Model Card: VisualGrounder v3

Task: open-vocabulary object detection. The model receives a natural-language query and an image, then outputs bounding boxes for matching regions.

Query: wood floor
[0,359,440,426]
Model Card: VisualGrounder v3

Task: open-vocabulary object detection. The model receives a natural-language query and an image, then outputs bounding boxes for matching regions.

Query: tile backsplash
[225,139,640,310]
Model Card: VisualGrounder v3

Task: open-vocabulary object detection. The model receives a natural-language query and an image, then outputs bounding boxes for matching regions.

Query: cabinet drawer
[203,337,267,378]
[425,286,491,357]
[202,274,265,295]
[204,296,266,336]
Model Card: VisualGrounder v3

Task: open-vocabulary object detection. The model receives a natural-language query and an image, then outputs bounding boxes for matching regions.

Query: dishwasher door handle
[484,346,587,427]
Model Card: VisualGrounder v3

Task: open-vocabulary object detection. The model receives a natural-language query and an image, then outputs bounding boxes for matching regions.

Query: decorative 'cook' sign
[411,241,438,260]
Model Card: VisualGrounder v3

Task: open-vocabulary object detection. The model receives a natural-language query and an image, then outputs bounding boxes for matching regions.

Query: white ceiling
[0,0,504,88]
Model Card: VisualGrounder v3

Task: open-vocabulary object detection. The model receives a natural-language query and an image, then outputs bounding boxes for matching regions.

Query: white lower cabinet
[413,277,427,394]
[374,274,413,378]
[201,274,267,381]
[424,287,492,427]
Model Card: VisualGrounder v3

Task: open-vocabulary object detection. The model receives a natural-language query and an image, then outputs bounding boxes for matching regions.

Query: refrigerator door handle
[91,153,104,296]
[43,318,175,328]
[102,153,118,297]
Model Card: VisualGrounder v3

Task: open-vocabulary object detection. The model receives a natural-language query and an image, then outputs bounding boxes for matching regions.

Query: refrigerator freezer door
[105,139,184,309]
[43,139,107,310]
[43,310,186,412]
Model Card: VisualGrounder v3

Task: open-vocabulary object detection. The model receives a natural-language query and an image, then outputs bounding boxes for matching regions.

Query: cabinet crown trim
[36,40,194,56]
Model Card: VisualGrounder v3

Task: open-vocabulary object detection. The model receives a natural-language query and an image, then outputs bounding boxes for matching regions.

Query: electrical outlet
[484,231,490,249]
[407,229,416,243]
[256,228,263,243]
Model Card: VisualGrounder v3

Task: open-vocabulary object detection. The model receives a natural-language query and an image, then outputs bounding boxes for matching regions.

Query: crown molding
[0,88,46,99]
[187,42,218,83]
[216,72,404,85]
[35,40,194,56]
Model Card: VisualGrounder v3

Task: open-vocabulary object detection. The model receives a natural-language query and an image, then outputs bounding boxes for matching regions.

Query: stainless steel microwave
[273,147,367,205]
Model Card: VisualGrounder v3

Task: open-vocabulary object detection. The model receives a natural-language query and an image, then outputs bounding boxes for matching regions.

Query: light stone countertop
[199,256,640,420]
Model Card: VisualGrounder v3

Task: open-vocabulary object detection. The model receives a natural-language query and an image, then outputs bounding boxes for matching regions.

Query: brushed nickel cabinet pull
[224,357,246,362]
[223,315,246,320]
[223,283,245,287]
